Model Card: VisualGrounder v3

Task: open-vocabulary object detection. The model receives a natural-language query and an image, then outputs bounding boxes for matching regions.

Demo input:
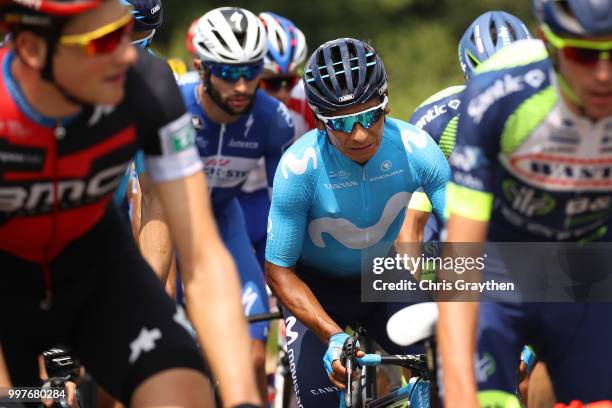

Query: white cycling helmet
[259,12,307,74]
[193,7,267,64]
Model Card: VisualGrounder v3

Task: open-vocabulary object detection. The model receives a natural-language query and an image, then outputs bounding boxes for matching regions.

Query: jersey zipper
[209,124,226,195]
[40,124,64,310]
[361,166,369,244]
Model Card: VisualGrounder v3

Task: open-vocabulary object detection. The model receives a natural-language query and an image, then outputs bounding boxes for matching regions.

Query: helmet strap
[29,24,89,106]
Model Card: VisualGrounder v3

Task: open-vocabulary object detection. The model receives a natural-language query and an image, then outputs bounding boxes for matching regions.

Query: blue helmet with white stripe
[120,0,162,32]
[304,38,387,115]
[533,0,612,37]
[259,12,307,74]
[458,11,532,78]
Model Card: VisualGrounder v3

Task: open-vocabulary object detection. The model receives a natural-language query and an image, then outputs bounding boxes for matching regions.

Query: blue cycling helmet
[533,0,612,37]
[259,12,308,74]
[304,38,387,115]
[120,0,162,32]
[459,11,532,78]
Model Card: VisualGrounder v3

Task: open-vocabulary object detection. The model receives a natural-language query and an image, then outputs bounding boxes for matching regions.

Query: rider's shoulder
[385,118,437,157]
[417,85,466,109]
[275,129,322,182]
[177,71,201,87]
[252,90,294,128]
[130,48,174,84]
[463,39,555,124]
[466,39,554,95]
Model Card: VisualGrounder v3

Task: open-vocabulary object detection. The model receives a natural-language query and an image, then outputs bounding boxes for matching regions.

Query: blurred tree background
[153,0,534,119]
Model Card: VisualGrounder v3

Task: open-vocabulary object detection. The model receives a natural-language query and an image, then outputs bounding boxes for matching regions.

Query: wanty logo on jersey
[281,147,317,179]
[467,69,546,124]
[509,154,612,191]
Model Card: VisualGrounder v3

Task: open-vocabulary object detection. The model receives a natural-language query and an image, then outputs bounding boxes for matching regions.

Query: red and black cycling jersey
[0,48,202,264]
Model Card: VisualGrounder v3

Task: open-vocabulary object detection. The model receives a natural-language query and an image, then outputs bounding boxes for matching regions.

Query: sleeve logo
[281,147,317,179]
[159,113,197,155]
[400,128,428,154]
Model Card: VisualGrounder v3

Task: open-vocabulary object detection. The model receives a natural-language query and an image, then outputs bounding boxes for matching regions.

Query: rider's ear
[315,118,326,132]
[14,31,47,72]
[383,92,390,115]
[193,58,204,80]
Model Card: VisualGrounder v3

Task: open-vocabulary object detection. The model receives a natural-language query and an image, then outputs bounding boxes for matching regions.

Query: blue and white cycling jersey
[409,85,465,159]
[177,75,293,341]
[179,76,294,208]
[448,39,612,242]
[266,118,450,278]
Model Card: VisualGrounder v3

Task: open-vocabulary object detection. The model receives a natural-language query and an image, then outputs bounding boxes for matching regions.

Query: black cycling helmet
[533,0,612,37]
[304,38,388,115]
[120,0,162,32]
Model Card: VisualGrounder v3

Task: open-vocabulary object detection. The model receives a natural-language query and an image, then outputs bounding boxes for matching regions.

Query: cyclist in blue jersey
[440,1,612,406]
[265,38,450,407]
[400,11,531,244]
[238,12,310,273]
[141,7,294,403]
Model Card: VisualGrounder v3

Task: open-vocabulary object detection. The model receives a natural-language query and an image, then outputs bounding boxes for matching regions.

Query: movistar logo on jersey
[308,192,410,249]
[467,69,546,124]
[281,147,317,179]
[400,128,428,154]
[502,179,556,217]
[414,100,460,129]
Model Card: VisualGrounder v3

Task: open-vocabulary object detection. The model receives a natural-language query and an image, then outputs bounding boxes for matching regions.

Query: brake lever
[340,336,358,407]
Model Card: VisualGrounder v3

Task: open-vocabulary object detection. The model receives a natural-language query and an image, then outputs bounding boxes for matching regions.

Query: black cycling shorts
[0,205,207,405]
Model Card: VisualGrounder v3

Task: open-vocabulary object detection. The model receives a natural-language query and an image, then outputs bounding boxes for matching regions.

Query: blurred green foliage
[153,0,534,119]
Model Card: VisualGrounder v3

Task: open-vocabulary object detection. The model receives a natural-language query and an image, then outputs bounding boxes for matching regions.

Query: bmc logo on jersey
[0,163,127,214]
[508,154,612,191]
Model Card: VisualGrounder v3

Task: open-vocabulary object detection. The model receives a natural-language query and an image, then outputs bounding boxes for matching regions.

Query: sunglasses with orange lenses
[59,11,133,56]
[542,25,612,67]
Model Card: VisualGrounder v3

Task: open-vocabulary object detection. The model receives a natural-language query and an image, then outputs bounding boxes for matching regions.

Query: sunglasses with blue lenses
[317,96,388,133]
[206,61,264,82]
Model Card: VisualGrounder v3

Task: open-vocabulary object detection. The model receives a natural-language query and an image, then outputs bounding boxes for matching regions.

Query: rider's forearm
[438,214,488,408]
[437,302,480,408]
[138,175,174,284]
[154,172,260,406]
[0,343,11,388]
[266,261,342,342]
[396,209,429,243]
[183,245,260,406]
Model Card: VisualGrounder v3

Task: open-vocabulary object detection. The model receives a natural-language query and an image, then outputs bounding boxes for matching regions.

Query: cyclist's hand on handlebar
[329,356,364,390]
[323,333,364,390]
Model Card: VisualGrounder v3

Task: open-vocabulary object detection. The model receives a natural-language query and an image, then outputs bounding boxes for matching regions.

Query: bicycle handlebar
[246,310,283,323]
